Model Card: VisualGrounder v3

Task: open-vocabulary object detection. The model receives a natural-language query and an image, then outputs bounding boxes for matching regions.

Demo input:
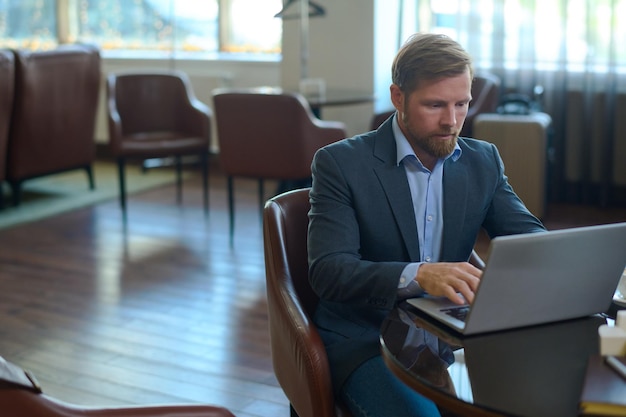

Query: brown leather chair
[6,44,100,206]
[0,49,14,210]
[460,72,501,138]
[107,71,212,217]
[369,109,395,130]
[263,188,485,417]
[0,391,235,417]
[213,89,346,241]
[263,188,353,417]
[0,356,235,417]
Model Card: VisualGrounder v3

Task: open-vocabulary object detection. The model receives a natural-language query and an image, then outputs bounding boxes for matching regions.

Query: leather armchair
[460,72,501,138]
[0,49,14,210]
[263,188,353,417]
[106,71,212,217]
[0,391,235,417]
[213,89,346,241]
[263,188,485,417]
[370,110,395,130]
[6,44,100,206]
[0,356,235,417]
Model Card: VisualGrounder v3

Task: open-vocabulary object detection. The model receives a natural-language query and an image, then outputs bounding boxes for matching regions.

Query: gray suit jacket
[307,117,545,393]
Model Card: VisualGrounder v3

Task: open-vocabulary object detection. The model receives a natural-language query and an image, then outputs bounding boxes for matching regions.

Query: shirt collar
[392,114,462,166]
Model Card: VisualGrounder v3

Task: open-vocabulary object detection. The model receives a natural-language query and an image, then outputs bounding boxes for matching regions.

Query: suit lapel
[372,122,421,261]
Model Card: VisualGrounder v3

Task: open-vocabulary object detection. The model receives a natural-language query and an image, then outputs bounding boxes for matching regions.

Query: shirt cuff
[397,262,424,300]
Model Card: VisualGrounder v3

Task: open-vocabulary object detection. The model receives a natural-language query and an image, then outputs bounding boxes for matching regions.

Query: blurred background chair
[0,49,14,210]
[0,354,235,417]
[369,109,395,130]
[107,71,212,218]
[460,72,501,138]
[6,44,100,206]
[212,88,346,241]
[263,188,353,417]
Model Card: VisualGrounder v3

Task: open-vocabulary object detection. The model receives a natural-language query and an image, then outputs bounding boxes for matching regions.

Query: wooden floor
[0,163,625,417]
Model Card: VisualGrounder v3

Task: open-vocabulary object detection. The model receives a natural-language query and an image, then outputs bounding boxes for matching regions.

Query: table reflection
[381,304,608,417]
[382,308,455,390]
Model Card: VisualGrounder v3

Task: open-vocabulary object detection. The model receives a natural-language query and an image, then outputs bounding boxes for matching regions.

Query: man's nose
[441,106,457,126]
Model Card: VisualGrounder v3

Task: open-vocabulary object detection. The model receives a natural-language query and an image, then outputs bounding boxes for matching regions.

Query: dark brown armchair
[0,355,235,417]
[6,44,100,206]
[263,188,353,417]
[263,188,485,417]
[369,110,395,130]
[212,89,346,240]
[460,72,501,138]
[106,71,212,217]
[0,391,235,417]
[0,49,14,210]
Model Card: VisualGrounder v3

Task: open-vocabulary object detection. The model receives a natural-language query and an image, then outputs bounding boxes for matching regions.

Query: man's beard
[402,113,459,158]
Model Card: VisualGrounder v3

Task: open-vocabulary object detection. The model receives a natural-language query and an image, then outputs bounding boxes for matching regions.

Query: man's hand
[415,262,483,304]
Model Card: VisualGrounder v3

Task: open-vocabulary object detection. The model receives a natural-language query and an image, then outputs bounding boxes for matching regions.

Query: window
[220,0,282,54]
[410,0,626,74]
[76,0,220,54]
[0,0,57,50]
[0,0,282,57]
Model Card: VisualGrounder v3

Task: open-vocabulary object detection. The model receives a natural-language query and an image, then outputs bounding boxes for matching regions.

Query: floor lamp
[275,0,326,83]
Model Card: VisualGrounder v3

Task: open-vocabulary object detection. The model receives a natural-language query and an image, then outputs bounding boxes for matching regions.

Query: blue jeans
[340,355,441,417]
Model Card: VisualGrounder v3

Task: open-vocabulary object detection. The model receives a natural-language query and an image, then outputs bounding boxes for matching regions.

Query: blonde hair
[392,33,474,93]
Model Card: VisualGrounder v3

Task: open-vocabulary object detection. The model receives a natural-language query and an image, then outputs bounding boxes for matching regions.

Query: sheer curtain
[401,0,626,206]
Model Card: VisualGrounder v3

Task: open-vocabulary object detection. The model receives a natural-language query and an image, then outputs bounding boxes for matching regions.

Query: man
[307,33,546,417]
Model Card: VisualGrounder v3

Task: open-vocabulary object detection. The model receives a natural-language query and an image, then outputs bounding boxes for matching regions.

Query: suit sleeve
[308,146,407,311]
[481,142,546,237]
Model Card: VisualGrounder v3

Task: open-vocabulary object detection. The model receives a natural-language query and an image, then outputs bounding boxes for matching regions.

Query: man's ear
[390,84,404,114]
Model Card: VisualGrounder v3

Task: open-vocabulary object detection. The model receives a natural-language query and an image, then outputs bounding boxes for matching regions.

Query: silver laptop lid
[464,222,626,334]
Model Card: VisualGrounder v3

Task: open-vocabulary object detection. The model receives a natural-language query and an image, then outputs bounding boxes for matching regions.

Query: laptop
[406,222,626,335]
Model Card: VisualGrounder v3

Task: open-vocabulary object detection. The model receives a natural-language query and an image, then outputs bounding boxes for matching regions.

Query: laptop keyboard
[441,306,470,322]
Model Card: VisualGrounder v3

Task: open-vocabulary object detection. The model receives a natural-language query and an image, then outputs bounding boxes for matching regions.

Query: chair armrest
[179,98,212,140]
[469,249,486,270]
[308,119,347,149]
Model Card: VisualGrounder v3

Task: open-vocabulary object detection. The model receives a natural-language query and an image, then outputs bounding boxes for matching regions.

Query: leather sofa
[0,49,14,209]
[5,44,101,206]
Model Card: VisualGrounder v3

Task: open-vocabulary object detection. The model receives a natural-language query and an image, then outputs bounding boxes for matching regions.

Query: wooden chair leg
[201,152,209,216]
[116,158,127,216]
[9,180,22,207]
[85,164,95,190]
[227,176,234,245]
[175,156,183,204]
[258,178,264,223]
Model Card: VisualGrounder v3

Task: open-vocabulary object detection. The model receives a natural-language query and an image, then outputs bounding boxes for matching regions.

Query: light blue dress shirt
[391,115,462,295]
